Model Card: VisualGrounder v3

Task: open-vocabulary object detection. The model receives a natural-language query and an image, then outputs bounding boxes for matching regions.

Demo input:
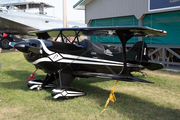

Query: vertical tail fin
[127,41,164,70]
[127,41,150,62]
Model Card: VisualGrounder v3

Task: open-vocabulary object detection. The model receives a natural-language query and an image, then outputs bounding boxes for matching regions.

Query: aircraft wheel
[27,79,43,90]
[0,37,13,49]
[140,72,147,77]
[143,73,147,77]
[51,87,86,100]
[27,79,57,90]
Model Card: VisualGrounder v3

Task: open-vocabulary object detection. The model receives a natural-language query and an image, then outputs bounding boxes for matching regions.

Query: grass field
[0,52,180,120]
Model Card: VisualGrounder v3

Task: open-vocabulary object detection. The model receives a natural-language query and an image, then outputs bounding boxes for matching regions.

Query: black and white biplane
[10,26,167,100]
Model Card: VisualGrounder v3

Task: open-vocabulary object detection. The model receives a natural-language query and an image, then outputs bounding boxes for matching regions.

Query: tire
[27,79,44,90]
[51,87,86,100]
[0,37,13,49]
[27,79,57,90]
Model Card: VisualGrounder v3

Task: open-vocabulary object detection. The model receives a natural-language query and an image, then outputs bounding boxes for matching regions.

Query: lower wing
[72,71,153,83]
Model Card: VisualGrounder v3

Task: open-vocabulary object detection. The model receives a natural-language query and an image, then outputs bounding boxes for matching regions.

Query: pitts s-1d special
[10,26,167,100]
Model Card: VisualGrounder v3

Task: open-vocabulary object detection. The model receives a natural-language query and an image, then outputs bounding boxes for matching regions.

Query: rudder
[127,41,150,62]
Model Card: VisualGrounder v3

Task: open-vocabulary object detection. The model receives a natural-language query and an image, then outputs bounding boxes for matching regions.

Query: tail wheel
[0,37,13,49]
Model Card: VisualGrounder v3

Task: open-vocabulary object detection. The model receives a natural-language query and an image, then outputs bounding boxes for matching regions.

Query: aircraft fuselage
[19,39,143,75]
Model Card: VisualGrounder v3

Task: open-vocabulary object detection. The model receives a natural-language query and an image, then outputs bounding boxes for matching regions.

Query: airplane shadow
[1,70,45,91]
[1,70,108,91]
[2,70,180,119]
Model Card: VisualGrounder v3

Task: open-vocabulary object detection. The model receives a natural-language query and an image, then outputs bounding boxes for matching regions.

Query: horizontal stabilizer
[73,71,153,83]
[140,61,164,70]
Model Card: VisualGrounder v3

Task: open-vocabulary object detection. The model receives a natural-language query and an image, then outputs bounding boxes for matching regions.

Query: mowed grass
[0,52,180,120]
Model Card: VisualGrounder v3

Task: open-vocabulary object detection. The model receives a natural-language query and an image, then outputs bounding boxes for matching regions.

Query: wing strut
[55,30,80,44]
[71,31,80,45]
[116,31,133,77]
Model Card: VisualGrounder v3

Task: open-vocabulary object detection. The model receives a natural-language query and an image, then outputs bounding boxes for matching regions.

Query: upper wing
[72,71,153,83]
[28,26,167,37]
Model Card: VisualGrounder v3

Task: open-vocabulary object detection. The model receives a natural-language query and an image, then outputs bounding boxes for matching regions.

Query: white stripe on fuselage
[31,57,141,68]
[57,59,123,66]
[31,57,51,65]
[61,53,121,64]
[39,39,55,55]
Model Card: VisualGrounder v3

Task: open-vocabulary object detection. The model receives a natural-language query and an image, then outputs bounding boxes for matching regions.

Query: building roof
[0,1,54,9]
[73,0,92,10]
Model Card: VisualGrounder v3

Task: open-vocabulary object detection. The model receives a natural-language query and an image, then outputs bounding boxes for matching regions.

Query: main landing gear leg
[51,71,86,100]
